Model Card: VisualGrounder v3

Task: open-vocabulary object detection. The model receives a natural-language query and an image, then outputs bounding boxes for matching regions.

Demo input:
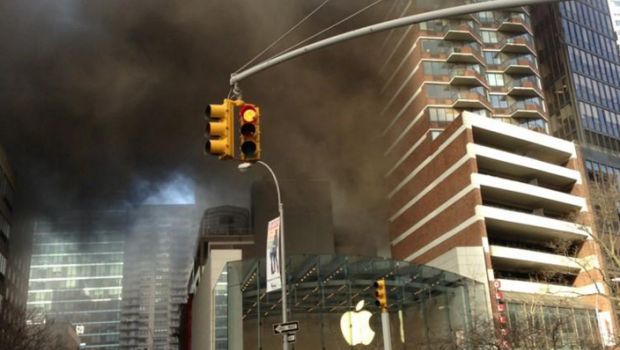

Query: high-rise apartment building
[533,1,620,177]
[607,0,620,44]
[380,3,614,346]
[0,145,26,325]
[27,210,127,349]
[119,205,197,350]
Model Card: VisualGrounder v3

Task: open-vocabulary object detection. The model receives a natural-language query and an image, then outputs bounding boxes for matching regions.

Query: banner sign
[266,217,282,293]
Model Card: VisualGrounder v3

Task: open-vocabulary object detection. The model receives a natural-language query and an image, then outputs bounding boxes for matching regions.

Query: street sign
[273,321,299,335]
[286,333,296,343]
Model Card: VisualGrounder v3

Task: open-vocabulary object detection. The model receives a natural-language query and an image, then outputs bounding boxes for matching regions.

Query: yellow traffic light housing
[239,103,261,162]
[205,99,239,160]
[374,278,388,310]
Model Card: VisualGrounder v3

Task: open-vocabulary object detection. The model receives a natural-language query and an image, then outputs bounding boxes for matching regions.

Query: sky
[0,0,396,254]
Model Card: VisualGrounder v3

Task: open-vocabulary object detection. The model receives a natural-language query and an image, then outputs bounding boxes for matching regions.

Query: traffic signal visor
[205,99,235,159]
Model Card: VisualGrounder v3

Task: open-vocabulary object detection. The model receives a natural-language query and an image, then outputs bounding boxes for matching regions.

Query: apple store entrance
[213,255,485,349]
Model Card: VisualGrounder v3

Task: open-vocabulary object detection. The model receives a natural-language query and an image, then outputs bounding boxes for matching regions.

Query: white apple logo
[340,300,375,346]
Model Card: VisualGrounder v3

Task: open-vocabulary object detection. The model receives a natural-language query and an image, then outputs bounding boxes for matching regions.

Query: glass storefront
[214,255,484,349]
[506,302,602,349]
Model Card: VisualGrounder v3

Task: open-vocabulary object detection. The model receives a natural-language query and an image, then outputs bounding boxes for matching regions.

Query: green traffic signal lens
[241,141,257,156]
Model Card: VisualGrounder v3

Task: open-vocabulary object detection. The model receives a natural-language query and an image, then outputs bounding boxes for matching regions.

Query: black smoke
[0,0,395,254]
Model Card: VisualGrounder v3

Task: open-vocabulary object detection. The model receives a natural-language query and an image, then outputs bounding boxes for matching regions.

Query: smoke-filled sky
[0,0,402,253]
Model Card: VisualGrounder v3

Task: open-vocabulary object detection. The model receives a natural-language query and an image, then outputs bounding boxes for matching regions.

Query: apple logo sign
[340,300,375,346]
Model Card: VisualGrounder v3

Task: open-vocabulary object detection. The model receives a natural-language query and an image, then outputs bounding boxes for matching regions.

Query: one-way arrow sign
[273,321,299,335]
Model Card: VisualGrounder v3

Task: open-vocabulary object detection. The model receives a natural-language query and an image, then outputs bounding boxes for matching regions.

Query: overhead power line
[265,0,386,61]
[234,0,332,74]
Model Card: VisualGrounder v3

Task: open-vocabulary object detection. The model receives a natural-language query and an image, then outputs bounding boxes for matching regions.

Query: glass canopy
[214,255,485,349]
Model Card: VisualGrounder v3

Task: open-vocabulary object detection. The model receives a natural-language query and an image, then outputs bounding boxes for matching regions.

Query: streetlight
[238,160,289,350]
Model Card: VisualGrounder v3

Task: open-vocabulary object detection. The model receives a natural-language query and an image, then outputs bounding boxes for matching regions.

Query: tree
[415,302,602,350]
[555,174,620,347]
[0,309,68,350]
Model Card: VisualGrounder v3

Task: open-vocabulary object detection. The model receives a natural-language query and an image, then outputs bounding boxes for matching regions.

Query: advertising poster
[266,217,282,293]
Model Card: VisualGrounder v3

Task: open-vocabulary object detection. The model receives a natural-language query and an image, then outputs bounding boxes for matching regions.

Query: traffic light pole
[381,310,392,350]
[240,160,289,350]
[230,0,562,86]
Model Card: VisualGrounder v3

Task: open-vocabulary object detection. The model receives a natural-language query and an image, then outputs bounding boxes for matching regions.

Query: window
[478,12,494,23]
[419,20,445,32]
[489,94,508,108]
[484,51,502,65]
[428,108,457,127]
[426,84,452,99]
[481,30,499,44]
[487,73,505,86]
[423,61,450,76]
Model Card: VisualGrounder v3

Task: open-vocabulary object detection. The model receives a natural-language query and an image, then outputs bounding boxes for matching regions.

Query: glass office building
[533,0,620,177]
[0,145,25,326]
[27,211,127,349]
[119,205,198,350]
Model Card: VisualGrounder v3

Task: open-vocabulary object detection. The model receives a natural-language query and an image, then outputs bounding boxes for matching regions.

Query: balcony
[462,111,575,164]
[501,55,538,75]
[442,21,480,41]
[496,278,604,297]
[473,173,586,215]
[449,65,486,86]
[509,99,545,119]
[447,44,484,64]
[490,245,582,274]
[452,89,492,110]
[479,206,589,243]
[500,34,536,55]
[472,144,580,189]
[507,77,543,97]
[496,13,531,33]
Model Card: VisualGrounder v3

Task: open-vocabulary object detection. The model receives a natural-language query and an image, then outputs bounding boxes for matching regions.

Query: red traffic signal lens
[240,105,257,122]
[243,108,257,123]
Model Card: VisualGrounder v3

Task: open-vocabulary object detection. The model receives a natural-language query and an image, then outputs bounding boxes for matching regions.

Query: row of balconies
[427,13,531,44]
[441,35,535,64]
[427,87,545,119]
[446,68,542,98]
[463,113,596,294]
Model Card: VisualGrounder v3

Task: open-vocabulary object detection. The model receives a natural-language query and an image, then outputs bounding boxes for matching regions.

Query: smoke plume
[0,0,395,254]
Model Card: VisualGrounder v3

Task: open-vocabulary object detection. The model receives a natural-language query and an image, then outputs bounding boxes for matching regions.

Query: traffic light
[239,103,261,162]
[205,99,237,160]
[373,278,388,310]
